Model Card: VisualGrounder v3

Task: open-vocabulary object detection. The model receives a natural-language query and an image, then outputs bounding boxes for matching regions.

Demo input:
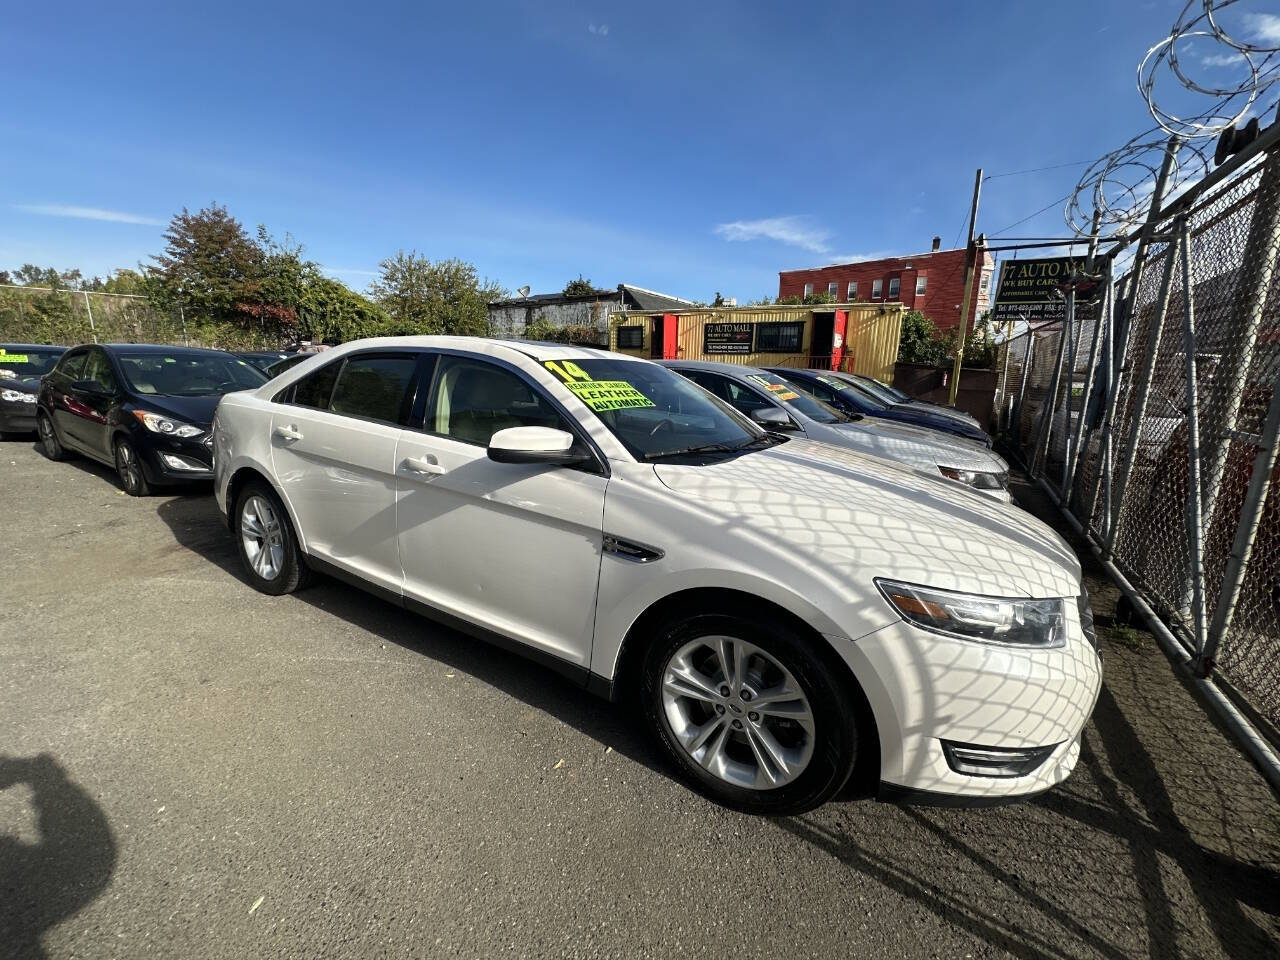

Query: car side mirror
[750,407,797,430]
[488,426,590,465]
[72,379,111,397]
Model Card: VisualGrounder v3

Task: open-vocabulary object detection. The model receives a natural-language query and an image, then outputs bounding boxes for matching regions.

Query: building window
[915,275,927,296]
[847,281,857,299]
[979,274,990,294]
[888,277,900,299]
[616,326,643,349]
[827,282,838,297]
[872,279,883,299]
[755,321,804,353]
[803,282,814,297]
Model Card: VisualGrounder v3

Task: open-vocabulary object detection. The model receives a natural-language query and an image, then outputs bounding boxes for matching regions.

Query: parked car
[37,343,267,495]
[212,336,1099,813]
[0,344,66,438]
[234,351,295,374]
[667,361,1011,501]
[768,368,992,446]
[264,353,310,378]
[840,372,983,430]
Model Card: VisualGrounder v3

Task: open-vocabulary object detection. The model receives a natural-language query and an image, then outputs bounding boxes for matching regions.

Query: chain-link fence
[0,286,294,350]
[1003,129,1280,764]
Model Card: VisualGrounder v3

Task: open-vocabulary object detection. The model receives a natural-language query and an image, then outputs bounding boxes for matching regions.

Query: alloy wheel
[660,635,815,790]
[116,442,142,493]
[39,415,57,455]
[240,495,285,581]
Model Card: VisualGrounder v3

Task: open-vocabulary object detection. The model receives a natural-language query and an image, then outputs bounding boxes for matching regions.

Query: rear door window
[289,361,342,410]
[328,353,420,426]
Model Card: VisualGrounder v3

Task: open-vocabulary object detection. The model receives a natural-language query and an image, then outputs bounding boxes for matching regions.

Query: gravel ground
[1,440,1277,960]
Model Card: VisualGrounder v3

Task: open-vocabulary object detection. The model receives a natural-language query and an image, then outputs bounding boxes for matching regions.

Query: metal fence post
[1031,319,1069,477]
[1015,333,1035,444]
[1175,218,1208,653]
[82,291,98,344]
[1066,260,1110,500]
[1200,369,1280,675]
[1105,239,1179,553]
[1198,145,1280,538]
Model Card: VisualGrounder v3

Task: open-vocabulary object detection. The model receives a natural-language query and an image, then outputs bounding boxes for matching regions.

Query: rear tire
[234,480,311,595]
[114,438,151,496]
[37,412,68,461]
[639,610,859,815]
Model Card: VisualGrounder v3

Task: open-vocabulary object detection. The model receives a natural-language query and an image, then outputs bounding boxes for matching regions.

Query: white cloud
[1244,13,1280,44]
[588,23,609,36]
[1200,52,1244,68]
[15,204,164,226]
[713,215,831,253]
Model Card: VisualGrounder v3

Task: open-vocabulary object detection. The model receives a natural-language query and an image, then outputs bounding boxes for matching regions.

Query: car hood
[653,439,1078,599]
[2,374,41,394]
[130,393,223,427]
[905,401,979,426]
[828,417,1007,473]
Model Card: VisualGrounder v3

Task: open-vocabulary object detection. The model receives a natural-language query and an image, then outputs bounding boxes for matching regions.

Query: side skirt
[304,554,607,697]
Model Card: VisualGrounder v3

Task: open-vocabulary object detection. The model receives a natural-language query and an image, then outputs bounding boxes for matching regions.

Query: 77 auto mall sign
[991,256,1089,324]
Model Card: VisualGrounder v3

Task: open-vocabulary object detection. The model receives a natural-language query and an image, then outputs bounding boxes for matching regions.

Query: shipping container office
[609,303,904,382]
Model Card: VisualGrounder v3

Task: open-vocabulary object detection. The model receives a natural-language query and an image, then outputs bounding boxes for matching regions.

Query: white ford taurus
[212,336,1101,813]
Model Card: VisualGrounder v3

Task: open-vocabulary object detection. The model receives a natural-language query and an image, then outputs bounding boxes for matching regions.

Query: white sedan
[212,337,1101,814]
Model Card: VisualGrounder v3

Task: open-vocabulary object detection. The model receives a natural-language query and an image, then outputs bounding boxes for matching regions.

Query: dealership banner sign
[991,256,1089,323]
[703,322,754,354]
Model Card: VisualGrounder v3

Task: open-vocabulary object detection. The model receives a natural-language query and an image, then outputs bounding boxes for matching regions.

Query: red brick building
[777,237,995,333]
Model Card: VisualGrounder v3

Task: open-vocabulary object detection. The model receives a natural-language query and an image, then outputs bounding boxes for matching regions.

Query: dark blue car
[36,343,266,495]
[0,344,66,438]
[764,367,991,446]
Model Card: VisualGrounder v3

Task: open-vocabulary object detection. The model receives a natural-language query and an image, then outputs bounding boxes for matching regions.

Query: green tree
[102,269,148,296]
[802,291,837,305]
[149,204,264,323]
[563,275,596,297]
[298,276,388,343]
[369,252,505,336]
[896,310,947,365]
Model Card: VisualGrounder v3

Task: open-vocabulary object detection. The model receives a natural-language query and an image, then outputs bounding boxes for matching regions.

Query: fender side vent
[603,534,664,563]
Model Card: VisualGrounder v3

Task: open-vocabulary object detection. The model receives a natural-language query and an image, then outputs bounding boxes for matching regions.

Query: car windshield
[854,375,909,404]
[540,357,769,460]
[0,347,63,377]
[809,372,891,413]
[746,372,850,424]
[116,350,268,397]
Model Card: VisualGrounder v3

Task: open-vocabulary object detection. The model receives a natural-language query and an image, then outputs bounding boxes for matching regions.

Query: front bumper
[0,399,39,434]
[136,432,215,484]
[832,598,1102,803]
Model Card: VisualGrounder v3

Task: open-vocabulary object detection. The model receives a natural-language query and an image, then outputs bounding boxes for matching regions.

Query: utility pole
[948,168,983,406]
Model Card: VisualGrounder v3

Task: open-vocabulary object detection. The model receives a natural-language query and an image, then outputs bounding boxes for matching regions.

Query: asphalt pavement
[1,440,1277,959]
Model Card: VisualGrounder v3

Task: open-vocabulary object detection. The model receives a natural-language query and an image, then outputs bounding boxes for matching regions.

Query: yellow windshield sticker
[763,383,790,393]
[0,352,29,363]
[817,375,844,387]
[543,359,593,383]
[776,391,800,401]
[563,380,655,412]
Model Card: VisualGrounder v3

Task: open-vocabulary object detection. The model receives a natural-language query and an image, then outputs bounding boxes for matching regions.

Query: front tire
[640,610,860,815]
[114,438,151,496]
[37,412,68,461]
[234,480,310,595]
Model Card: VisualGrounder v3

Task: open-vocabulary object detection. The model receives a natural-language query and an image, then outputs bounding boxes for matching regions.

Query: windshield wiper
[645,433,784,461]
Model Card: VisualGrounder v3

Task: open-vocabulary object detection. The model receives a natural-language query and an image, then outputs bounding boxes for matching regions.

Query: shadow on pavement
[0,754,117,960]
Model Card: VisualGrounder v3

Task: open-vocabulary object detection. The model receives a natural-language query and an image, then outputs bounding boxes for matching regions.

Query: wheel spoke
[241,512,266,539]
[696,721,731,771]
[745,722,795,781]
[715,637,746,687]
[686,715,726,754]
[663,666,720,704]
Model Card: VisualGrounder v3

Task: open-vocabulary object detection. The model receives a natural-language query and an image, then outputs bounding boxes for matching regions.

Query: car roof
[657,359,770,376]
[1,343,67,351]
[98,343,240,356]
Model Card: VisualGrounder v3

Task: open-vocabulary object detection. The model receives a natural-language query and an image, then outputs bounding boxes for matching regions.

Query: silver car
[662,360,1012,501]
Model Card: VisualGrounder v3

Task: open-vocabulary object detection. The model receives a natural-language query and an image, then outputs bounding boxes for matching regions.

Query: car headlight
[939,465,1007,490]
[132,410,205,438]
[1,389,35,403]
[876,578,1066,648]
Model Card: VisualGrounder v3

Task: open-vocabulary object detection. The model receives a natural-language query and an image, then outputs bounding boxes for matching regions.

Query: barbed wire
[1066,1,1280,236]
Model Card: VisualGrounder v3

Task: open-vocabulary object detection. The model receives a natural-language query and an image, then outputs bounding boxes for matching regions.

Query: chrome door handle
[403,455,444,476]
[274,425,303,442]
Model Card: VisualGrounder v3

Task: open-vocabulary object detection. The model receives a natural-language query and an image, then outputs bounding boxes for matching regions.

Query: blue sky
[1,1,1271,302]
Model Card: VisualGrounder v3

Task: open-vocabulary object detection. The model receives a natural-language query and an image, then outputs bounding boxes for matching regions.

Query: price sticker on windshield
[0,350,29,363]
[543,360,655,412]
